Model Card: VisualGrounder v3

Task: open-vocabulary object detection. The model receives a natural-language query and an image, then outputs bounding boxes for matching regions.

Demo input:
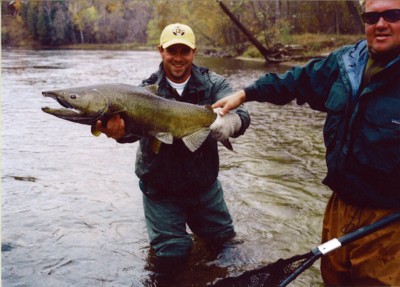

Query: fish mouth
[41,91,104,124]
[43,91,75,109]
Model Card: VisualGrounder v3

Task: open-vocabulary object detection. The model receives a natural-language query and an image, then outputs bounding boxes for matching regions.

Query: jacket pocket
[353,97,400,173]
[323,83,348,151]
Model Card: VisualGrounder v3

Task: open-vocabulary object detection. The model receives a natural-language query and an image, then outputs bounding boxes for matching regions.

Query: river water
[2,49,331,286]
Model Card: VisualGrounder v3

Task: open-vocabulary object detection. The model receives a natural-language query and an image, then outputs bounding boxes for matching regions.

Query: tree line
[2,0,363,50]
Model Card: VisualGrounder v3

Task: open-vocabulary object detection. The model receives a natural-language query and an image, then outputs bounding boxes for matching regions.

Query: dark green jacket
[244,40,400,208]
[121,63,250,195]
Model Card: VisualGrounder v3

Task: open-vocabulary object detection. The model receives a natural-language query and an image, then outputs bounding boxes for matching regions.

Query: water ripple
[2,50,329,286]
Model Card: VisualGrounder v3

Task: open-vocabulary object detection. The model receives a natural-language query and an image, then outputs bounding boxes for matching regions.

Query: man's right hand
[96,114,126,140]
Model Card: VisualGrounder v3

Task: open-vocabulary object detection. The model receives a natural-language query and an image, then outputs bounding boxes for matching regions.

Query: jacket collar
[340,40,369,98]
[341,40,400,97]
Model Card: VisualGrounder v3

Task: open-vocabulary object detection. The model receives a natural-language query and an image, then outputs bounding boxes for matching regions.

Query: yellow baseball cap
[160,23,196,49]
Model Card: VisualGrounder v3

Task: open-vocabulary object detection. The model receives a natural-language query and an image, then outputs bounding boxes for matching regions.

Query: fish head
[41,86,109,125]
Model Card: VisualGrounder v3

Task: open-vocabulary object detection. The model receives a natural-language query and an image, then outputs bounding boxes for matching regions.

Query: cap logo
[172,25,185,36]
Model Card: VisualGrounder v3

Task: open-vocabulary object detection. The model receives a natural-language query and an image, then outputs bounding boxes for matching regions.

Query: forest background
[2,0,364,60]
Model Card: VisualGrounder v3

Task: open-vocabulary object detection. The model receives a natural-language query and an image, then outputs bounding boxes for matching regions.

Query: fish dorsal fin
[145,84,158,95]
[155,132,173,144]
[205,105,214,113]
[182,128,210,152]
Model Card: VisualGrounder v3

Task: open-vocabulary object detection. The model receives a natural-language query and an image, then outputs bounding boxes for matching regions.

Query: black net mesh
[212,252,313,287]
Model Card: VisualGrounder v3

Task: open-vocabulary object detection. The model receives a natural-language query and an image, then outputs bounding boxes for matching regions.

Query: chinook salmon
[41,83,232,153]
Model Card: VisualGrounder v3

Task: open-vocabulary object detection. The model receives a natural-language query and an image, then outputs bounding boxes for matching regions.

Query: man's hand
[96,114,126,140]
[210,109,242,141]
[211,90,246,116]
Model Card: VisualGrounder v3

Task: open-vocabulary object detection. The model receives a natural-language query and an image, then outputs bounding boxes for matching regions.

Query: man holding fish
[96,23,250,279]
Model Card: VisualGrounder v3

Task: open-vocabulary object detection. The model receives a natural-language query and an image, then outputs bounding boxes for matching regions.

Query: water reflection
[2,49,330,286]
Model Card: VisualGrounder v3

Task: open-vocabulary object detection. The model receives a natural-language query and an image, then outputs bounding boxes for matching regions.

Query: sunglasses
[361,9,400,24]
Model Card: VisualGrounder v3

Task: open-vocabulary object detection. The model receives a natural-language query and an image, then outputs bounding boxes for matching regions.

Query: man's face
[365,0,400,58]
[159,44,195,83]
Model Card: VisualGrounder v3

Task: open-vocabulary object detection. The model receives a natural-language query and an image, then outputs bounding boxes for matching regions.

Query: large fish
[41,83,232,153]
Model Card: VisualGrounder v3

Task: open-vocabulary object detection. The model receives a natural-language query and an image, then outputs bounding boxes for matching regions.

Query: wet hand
[210,110,242,141]
[211,90,246,116]
[96,114,126,140]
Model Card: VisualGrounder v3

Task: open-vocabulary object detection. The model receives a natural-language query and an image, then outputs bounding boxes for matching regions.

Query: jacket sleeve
[244,52,340,112]
[211,72,251,137]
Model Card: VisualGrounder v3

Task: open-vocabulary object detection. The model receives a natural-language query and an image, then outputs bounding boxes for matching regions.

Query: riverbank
[52,33,364,59]
[2,17,363,65]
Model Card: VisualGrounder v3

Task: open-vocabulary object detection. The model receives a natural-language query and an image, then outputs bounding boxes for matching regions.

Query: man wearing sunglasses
[212,0,400,285]
[362,1,400,60]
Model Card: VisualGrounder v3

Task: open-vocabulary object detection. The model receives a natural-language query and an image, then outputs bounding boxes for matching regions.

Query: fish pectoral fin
[182,128,210,152]
[145,84,159,94]
[91,124,101,137]
[155,132,174,144]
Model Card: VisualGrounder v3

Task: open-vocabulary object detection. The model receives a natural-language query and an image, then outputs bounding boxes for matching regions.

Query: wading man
[97,23,250,282]
[212,0,400,285]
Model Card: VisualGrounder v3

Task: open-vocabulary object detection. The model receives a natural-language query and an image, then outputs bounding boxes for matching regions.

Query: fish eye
[70,94,77,99]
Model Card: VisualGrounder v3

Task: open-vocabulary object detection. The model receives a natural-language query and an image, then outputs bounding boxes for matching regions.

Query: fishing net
[212,211,400,287]
[212,251,313,287]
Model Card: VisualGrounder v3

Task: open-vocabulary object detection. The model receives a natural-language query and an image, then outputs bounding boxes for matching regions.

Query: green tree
[36,2,51,45]
[51,2,73,45]
[24,1,39,39]
[8,0,363,49]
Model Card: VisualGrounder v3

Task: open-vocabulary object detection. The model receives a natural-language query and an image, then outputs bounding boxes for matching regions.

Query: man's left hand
[96,114,126,140]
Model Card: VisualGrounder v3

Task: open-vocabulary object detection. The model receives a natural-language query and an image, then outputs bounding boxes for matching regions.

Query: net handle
[279,211,400,287]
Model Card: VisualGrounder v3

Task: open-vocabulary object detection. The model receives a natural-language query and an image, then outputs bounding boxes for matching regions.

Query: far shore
[2,44,322,67]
